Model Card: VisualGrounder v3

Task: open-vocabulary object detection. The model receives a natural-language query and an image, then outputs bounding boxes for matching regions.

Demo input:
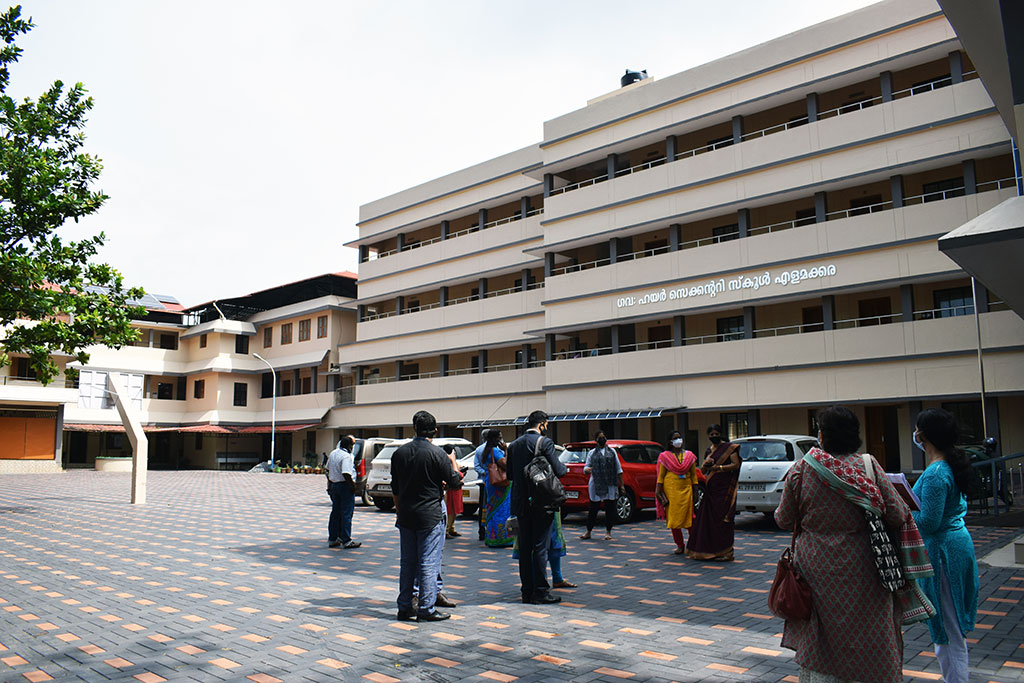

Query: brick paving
[0,470,1021,683]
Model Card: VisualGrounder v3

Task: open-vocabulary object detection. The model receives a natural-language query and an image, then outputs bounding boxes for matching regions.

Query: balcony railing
[358,360,546,385]
[370,207,544,260]
[335,386,355,405]
[363,281,545,321]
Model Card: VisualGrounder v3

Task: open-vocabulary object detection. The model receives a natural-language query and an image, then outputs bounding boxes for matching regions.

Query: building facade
[340,0,1024,471]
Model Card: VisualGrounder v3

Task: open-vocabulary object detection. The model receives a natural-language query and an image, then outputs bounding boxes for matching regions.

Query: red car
[559,440,665,523]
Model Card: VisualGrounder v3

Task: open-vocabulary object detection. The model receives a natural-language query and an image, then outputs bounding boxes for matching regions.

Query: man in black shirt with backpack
[506,410,567,605]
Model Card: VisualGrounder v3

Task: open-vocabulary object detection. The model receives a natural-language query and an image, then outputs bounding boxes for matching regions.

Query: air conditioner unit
[329,363,342,371]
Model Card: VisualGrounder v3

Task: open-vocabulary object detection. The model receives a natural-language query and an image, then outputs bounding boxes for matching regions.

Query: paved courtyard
[0,471,1022,683]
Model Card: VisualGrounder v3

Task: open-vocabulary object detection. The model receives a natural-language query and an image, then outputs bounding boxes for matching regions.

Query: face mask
[709,435,723,445]
[671,438,683,449]
[597,438,607,447]
[912,431,924,451]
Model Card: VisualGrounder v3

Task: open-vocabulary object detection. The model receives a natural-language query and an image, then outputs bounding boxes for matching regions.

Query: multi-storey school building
[342,0,1024,472]
[0,274,358,473]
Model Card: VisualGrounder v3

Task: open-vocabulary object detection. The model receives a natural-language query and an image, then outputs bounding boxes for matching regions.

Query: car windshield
[560,448,588,464]
[737,441,792,462]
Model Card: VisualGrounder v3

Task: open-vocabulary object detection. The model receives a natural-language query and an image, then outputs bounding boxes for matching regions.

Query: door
[864,405,901,471]
[68,432,87,464]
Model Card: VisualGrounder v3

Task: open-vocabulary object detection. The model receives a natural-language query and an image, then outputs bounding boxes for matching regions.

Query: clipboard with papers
[885,472,921,511]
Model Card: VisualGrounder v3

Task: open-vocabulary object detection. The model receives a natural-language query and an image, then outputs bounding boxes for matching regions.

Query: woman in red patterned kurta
[775,407,910,683]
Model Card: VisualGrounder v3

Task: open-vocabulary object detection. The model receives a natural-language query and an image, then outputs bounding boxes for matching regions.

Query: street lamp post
[253,353,276,470]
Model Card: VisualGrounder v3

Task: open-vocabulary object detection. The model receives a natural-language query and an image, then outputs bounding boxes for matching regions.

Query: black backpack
[524,434,566,510]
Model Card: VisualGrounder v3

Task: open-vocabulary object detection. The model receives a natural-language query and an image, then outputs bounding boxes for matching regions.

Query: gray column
[672,315,686,347]
[477,350,488,374]
[477,208,488,231]
[900,284,915,322]
[814,191,828,223]
[396,296,405,315]
[665,135,677,162]
[806,93,819,123]
[54,404,64,466]
[477,278,487,300]
[311,365,318,393]
[823,295,836,331]
[984,399,1000,450]
[737,209,750,239]
[880,71,893,102]
[610,326,620,354]
[949,50,963,84]
[440,220,450,240]
[148,329,154,348]
[747,409,761,437]
[396,233,405,252]
[732,115,743,144]
[521,269,530,293]
[607,153,619,179]
[544,253,555,278]
[520,196,531,218]
[743,306,756,340]
[545,334,555,361]
[396,360,404,381]
[609,237,619,264]
[890,175,905,209]
[962,159,977,194]
[440,354,449,378]
[521,344,531,369]
[293,369,301,392]
[543,173,554,198]
[669,224,682,251]
[359,245,369,263]
[357,305,365,323]
[973,281,989,314]
[909,400,924,469]
[356,366,364,385]
[439,286,448,307]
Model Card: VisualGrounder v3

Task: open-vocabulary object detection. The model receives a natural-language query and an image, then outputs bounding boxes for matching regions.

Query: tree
[0,5,144,385]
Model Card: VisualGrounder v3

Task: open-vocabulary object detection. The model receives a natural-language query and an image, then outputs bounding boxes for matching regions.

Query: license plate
[738,483,766,491]
[565,491,579,499]
[462,489,471,499]
[376,485,391,493]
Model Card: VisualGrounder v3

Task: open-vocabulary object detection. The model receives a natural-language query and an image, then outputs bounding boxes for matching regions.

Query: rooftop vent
[621,69,649,88]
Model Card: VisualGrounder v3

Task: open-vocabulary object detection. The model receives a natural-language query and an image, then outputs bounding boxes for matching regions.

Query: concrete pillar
[806,93,819,123]
[880,71,893,102]
[477,278,487,300]
[545,334,555,361]
[356,366,364,385]
[611,326,620,354]
[521,344,531,369]
[148,329,154,348]
[544,253,555,278]
[439,286,448,307]
[666,135,677,162]
[732,115,743,145]
[54,404,64,467]
[357,305,364,323]
[477,350,487,374]
[737,209,750,239]
[747,409,761,437]
[609,237,619,264]
[520,196,531,218]
[607,153,619,180]
[396,296,405,315]
[890,175,905,209]
[396,360,404,381]
[985,399,1001,450]
[477,208,488,231]
[949,50,963,84]
[396,233,405,252]
[823,295,836,331]
[359,245,369,263]
[669,224,682,251]
[814,191,828,223]
[440,220,450,240]
[900,284,915,322]
[293,369,301,392]
[909,400,924,469]
[743,306,756,339]
[962,159,977,194]
[521,269,530,293]
[543,173,554,198]
[440,355,449,378]
[974,281,989,314]
[672,315,686,347]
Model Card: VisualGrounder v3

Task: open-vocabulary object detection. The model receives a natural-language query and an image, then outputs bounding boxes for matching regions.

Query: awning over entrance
[66,423,322,434]
[235,423,320,434]
[547,409,664,422]
[456,417,528,429]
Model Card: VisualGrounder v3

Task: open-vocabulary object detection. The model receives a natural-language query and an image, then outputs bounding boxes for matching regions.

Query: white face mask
[671,438,683,449]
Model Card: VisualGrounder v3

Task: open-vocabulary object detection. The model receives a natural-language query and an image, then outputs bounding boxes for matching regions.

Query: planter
[95,456,133,473]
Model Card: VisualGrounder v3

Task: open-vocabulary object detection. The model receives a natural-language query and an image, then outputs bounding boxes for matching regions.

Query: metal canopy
[456,417,529,429]
[547,409,663,422]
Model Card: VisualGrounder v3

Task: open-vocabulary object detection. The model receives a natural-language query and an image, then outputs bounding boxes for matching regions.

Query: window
[941,401,984,444]
[713,224,739,242]
[14,357,36,379]
[261,372,274,399]
[717,316,745,342]
[235,334,249,354]
[280,323,292,345]
[233,382,247,407]
[159,333,178,350]
[933,286,973,318]
[281,379,291,396]
[199,333,207,348]
[298,319,311,342]
[317,315,328,339]
[301,376,311,394]
[263,327,273,348]
[922,177,964,202]
[721,412,749,440]
[157,383,174,400]
[193,379,205,399]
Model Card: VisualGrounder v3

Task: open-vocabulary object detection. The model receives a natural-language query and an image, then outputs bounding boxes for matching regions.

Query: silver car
[733,434,819,514]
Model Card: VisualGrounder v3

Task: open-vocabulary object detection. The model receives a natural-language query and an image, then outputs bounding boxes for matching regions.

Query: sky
[12,0,880,307]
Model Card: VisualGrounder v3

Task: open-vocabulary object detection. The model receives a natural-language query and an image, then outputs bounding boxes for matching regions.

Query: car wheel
[613,489,636,523]
[462,504,478,518]
[374,497,394,511]
[362,489,374,507]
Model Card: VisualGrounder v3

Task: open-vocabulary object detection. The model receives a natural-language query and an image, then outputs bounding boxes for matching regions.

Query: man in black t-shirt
[391,410,461,622]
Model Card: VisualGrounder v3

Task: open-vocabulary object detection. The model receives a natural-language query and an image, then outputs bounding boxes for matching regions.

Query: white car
[733,434,819,514]
[351,437,395,506]
[366,438,475,511]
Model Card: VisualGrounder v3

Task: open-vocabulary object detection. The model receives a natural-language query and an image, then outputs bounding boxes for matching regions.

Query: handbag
[861,454,906,592]
[487,451,508,488]
[769,518,812,621]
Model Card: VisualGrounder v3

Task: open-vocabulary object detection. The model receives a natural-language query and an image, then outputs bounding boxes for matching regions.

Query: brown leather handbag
[769,521,812,621]
[487,453,508,488]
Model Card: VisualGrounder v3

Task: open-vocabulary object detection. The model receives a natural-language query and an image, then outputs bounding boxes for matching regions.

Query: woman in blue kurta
[474,430,514,548]
[912,408,978,683]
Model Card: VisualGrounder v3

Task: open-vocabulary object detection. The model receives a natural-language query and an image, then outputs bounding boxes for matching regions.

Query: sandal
[603,534,612,540]
[673,546,686,555]
[552,580,577,589]
[578,532,591,540]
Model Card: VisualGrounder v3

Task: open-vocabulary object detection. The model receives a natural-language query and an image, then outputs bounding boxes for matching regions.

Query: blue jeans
[328,481,355,543]
[397,518,445,616]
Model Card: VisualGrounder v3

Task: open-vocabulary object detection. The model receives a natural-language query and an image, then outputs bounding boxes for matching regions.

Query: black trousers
[516,506,554,601]
[586,499,615,533]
